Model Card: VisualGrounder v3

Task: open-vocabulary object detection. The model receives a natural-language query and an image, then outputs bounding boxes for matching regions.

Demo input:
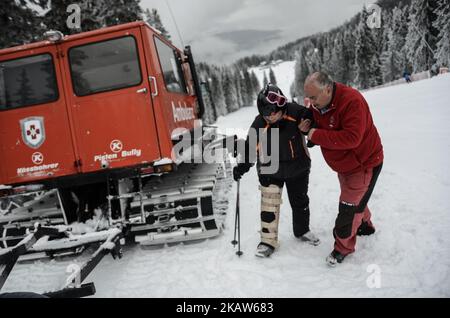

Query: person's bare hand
[299,119,311,133]
[308,128,317,141]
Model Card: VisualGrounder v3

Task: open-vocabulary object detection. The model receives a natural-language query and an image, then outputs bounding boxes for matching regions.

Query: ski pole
[235,180,243,256]
[231,180,239,247]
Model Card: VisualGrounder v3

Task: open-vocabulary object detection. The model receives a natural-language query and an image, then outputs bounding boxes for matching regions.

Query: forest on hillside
[1,0,449,123]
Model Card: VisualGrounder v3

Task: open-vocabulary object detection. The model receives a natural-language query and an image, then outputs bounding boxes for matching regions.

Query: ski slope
[250,61,296,100]
[3,63,450,297]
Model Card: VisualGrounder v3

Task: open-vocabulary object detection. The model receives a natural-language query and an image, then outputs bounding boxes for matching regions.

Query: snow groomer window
[69,36,142,96]
[154,37,187,94]
[0,54,58,110]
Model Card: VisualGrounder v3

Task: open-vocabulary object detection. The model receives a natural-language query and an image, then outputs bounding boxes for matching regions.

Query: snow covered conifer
[223,69,238,113]
[233,67,244,108]
[42,0,111,33]
[209,70,227,116]
[250,71,261,95]
[263,72,269,88]
[354,8,382,89]
[144,8,171,40]
[102,0,142,27]
[293,46,311,98]
[405,0,436,72]
[326,33,346,83]
[269,68,277,85]
[380,8,406,82]
[0,0,43,48]
[243,69,254,106]
[342,29,357,85]
[433,0,450,67]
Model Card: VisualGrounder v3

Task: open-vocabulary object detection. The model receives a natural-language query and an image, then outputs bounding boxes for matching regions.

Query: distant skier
[403,69,412,83]
[233,83,320,258]
[303,72,384,266]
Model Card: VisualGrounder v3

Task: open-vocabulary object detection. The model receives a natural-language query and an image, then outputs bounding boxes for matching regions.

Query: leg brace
[259,184,283,248]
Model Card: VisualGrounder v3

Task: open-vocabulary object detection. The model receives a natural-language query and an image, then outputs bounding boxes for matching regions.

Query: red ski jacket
[310,82,384,174]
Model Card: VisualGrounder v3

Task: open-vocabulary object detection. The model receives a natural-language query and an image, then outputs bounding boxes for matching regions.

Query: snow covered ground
[2,63,450,297]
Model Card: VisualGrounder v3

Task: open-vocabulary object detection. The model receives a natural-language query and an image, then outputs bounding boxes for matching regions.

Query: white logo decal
[32,152,44,165]
[20,117,46,149]
[94,140,142,164]
[110,140,123,153]
[172,101,195,123]
[17,163,59,175]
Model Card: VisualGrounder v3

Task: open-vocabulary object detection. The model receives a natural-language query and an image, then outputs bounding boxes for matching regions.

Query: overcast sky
[141,0,372,65]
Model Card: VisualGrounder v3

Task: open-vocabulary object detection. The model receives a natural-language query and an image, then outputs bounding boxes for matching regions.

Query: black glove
[307,140,316,148]
[233,164,251,181]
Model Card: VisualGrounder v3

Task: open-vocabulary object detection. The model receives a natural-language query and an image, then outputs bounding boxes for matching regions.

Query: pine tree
[233,67,244,108]
[326,33,346,83]
[372,9,389,57]
[245,70,255,97]
[393,6,409,76]
[243,69,254,106]
[250,71,261,95]
[42,0,112,34]
[0,0,44,48]
[43,0,143,34]
[405,0,436,72]
[144,8,171,40]
[433,0,450,67]
[222,68,238,113]
[269,68,277,85]
[308,45,323,72]
[102,0,142,27]
[209,70,226,117]
[200,83,215,125]
[342,28,357,85]
[354,9,382,89]
[293,46,311,98]
[262,72,269,87]
[43,0,80,34]
[380,32,404,83]
[322,34,333,74]
[197,63,218,123]
[237,70,250,107]
[380,7,406,82]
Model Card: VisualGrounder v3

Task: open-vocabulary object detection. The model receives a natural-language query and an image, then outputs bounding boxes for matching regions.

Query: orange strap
[257,124,271,153]
[283,115,297,122]
[289,140,295,159]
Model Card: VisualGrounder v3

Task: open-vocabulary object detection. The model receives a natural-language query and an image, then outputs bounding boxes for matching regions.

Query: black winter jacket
[238,103,313,179]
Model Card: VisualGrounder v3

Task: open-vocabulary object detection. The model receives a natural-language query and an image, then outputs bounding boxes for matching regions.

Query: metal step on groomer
[128,162,232,246]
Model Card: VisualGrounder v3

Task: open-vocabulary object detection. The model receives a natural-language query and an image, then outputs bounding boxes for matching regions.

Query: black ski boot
[255,242,275,258]
[326,250,346,267]
[357,221,376,236]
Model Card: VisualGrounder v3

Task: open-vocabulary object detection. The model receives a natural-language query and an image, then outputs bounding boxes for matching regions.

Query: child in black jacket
[233,84,320,257]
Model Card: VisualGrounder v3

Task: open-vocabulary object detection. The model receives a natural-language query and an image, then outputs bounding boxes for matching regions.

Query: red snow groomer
[0,22,233,292]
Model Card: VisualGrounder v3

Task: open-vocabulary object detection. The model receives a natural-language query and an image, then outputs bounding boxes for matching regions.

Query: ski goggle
[266,91,287,107]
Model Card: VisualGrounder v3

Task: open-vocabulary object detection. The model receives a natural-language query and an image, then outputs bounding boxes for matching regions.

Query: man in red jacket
[303,72,383,266]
